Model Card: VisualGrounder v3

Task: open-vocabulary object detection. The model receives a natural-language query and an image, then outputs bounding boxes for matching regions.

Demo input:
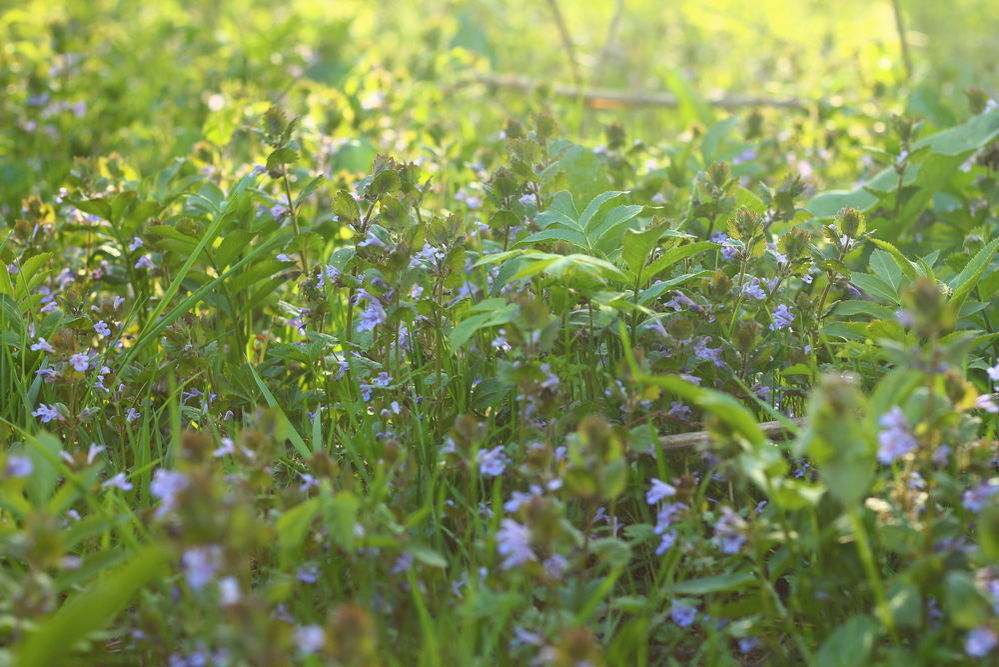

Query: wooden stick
[659,418,806,451]
[471,73,810,111]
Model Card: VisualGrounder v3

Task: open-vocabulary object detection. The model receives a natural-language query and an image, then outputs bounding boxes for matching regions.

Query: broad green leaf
[578,191,628,230]
[644,242,718,282]
[15,545,169,666]
[621,223,667,276]
[667,571,756,595]
[949,238,999,305]
[816,615,878,667]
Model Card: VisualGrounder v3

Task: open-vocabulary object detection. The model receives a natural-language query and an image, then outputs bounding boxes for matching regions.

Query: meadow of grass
[1,1,999,664]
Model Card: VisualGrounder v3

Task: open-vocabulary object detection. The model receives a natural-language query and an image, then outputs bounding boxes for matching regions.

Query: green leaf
[868,238,918,279]
[578,191,628,230]
[816,615,878,667]
[869,249,906,295]
[555,143,613,204]
[644,242,718,282]
[517,227,588,250]
[850,272,899,304]
[621,223,667,276]
[949,238,999,305]
[667,571,756,595]
[15,545,169,666]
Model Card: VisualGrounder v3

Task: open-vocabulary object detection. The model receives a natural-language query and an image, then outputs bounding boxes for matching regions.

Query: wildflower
[94,320,111,337]
[988,362,999,382]
[134,254,156,270]
[477,445,509,477]
[738,638,759,654]
[69,353,89,372]
[646,478,677,505]
[181,545,223,590]
[504,486,543,513]
[712,506,747,554]
[127,236,143,252]
[769,304,794,331]
[491,329,511,351]
[32,403,62,423]
[655,502,687,535]
[126,407,141,423]
[294,625,326,654]
[30,337,55,353]
[742,277,766,300]
[391,552,413,574]
[543,554,568,579]
[876,407,918,464]
[101,472,133,491]
[539,364,560,391]
[297,565,319,584]
[40,301,60,313]
[496,519,536,569]
[670,603,697,627]
[150,469,189,518]
[276,253,295,262]
[356,299,387,333]
[693,337,725,367]
[963,479,999,512]
[966,627,998,658]
[218,577,240,605]
[667,401,692,421]
[977,394,999,413]
[5,455,33,478]
[213,438,235,458]
[37,368,61,383]
[113,296,126,310]
[656,530,678,555]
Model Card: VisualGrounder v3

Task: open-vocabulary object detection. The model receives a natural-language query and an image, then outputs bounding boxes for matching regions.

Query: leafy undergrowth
[3,5,999,667]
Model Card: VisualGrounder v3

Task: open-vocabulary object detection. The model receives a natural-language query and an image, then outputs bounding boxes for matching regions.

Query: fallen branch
[659,418,806,451]
[471,73,809,111]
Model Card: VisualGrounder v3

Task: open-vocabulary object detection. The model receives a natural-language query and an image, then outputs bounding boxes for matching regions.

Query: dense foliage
[2,1,999,665]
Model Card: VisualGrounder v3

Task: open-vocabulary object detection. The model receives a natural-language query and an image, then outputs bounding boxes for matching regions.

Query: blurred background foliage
[1,0,997,210]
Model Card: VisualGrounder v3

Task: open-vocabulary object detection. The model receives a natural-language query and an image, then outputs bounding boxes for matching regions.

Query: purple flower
[693,337,725,367]
[94,320,111,337]
[988,362,999,382]
[5,455,33,478]
[712,506,747,554]
[963,479,999,512]
[655,502,687,535]
[655,530,678,555]
[356,299,386,333]
[126,407,141,423]
[877,407,917,464]
[69,353,89,372]
[742,278,766,300]
[30,337,55,353]
[219,577,240,605]
[127,236,143,252]
[101,472,133,491]
[32,403,62,423]
[357,231,386,248]
[134,254,156,270]
[738,638,759,654]
[670,603,697,627]
[769,304,794,331]
[181,545,223,590]
[297,565,319,583]
[294,625,326,654]
[496,519,536,569]
[150,469,189,518]
[966,627,998,658]
[646,478,677,505]
[668,401,692,421]
[477,445,509,477]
